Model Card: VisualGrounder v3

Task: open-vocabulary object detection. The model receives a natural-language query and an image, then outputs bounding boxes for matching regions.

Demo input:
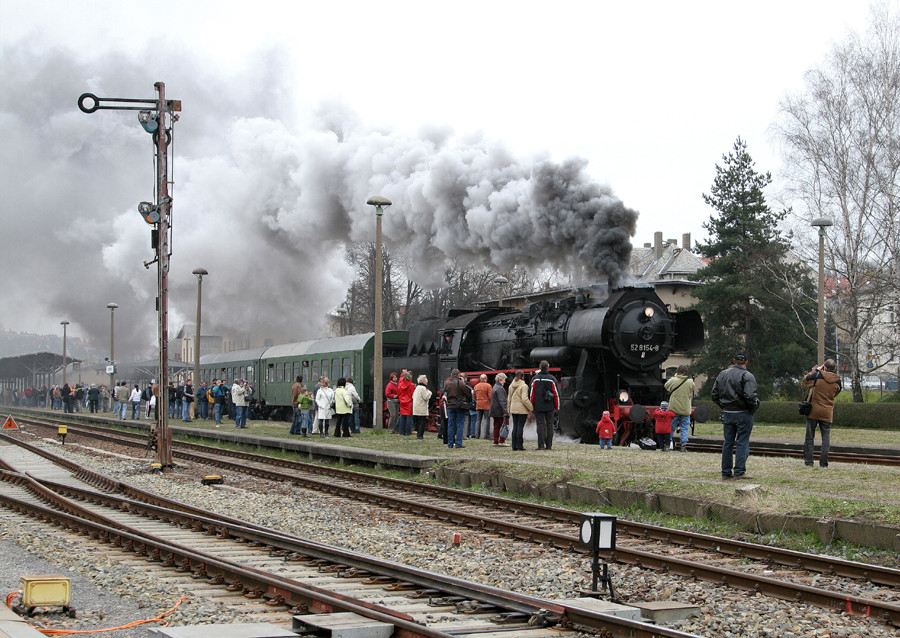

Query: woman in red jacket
[397,371,416,436]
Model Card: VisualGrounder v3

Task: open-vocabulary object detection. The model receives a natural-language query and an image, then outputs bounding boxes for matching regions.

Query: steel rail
[0,467,699,638]
[5,422,899,588]
[5,420,899,627]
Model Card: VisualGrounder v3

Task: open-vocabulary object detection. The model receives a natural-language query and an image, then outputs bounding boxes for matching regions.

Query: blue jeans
[447,408,466,448]
[291,407,303,434]
[235,405,248,428]
[214,403,223,424]
[182,400,192,421]
[722,412,754,477]
[467,411,478,437]
[118,401,127,420]
[398,414,413,436]
[299,410,311,433]
[199,401,209,419]
[673,415,691,446]
[352,408,360,433]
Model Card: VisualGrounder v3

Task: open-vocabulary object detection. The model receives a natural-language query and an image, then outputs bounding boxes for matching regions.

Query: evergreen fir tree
[691,138,816,398]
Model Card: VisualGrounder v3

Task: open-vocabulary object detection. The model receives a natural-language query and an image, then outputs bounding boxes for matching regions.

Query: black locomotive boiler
[402,286,704,443]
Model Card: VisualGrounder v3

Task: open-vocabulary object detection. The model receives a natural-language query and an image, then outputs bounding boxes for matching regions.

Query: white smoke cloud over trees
[0,38,638,359]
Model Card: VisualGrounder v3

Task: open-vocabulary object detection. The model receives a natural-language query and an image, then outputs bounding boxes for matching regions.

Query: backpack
[142,386,152,401]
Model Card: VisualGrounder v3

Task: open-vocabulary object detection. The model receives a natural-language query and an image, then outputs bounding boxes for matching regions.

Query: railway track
[684,439,900,466]
[3,417,899,629]
[0,437,698,638]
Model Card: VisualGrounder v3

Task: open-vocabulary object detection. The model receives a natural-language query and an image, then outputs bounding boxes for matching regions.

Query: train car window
[342,357,351,379]
[266,364,273,383]
[332,358,340,382]
[292,361,299,381]
[311,361,319,382]
[276,363,283,383]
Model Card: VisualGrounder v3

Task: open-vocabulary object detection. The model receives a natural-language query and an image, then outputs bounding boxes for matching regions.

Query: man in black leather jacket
[711,352,759,480]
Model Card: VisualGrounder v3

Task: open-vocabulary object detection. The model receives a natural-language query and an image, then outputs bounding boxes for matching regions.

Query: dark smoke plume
[0,38,638,361]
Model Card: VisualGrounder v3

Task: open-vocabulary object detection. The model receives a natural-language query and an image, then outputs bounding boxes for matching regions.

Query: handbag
[798,377,818,416]
[499,420,509,438]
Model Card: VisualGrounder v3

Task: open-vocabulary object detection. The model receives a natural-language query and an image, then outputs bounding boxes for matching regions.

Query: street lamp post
[811,218,833,365]
[107,303,118,392]
[60,321,70,386]
[494,275,509,308]
[367,195,391,431]
[192,268,208,419]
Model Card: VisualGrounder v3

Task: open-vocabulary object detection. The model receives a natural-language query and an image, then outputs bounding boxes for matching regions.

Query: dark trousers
[511,413,527,450]
[333,413,351,437]
[804,418,831,466]
[414,415,427,438]
[534,410,554,449]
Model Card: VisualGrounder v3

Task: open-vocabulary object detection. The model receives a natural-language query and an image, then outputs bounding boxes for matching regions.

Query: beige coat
[802,369,841,423]
[507,378,533,415]
[412,384,432,416]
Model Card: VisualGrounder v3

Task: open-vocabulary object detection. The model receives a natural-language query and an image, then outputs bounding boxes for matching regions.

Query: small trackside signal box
[19,575,71,606]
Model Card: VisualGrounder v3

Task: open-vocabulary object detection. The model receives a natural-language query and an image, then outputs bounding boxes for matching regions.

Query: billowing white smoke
[0,40,638,359]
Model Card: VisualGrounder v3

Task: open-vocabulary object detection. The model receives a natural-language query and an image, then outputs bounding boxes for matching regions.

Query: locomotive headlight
[618,390,629,404]
[640,306,655,322]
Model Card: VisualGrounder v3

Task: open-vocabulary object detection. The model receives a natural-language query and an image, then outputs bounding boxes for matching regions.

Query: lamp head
[192,267,208,278]
[494,275,508,285]
[107,303,118,310]
[367,195,392,216]
[60,320,69,326]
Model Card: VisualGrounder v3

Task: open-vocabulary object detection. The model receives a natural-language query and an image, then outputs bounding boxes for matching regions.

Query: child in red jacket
[596,411,616,449]
[654,401,676,451]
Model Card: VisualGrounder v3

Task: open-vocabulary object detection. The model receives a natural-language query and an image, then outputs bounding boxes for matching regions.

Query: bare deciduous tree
[776,3,900,400]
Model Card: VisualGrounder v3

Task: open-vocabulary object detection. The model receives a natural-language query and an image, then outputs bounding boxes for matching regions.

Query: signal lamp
[579,513,617,598]
[138,202,160,224]
[138,110,159,133]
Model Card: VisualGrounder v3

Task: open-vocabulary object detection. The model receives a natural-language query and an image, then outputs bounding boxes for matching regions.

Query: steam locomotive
[400,285,705,443]
[199,285,704,444]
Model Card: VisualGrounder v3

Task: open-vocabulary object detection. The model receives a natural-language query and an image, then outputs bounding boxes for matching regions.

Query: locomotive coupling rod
[78,92,182,113]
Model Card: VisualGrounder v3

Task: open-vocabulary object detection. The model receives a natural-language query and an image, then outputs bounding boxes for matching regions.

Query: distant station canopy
[0,352,81,386]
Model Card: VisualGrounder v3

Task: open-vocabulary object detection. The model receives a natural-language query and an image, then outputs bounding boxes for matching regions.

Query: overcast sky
[0,0,883,358]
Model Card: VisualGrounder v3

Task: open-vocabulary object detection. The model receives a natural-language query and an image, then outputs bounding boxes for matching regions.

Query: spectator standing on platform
[442,369,471,449]
[87,384,100,413]
[197,381,209,420]
[232,379,250,429]
[333,378,353,438]
[115,382,129,419]
[596,411,615,449]
[385,372,400,433]
[665,365,695,451]
[412,374,432,439]
[529,360,559,451]
[489,373,509,446]
[801,359,841,468]
[296,388,313,437]
[507,370,533,451]
[315,377,335,437]
[129,384,141,420]
[212,380,228,425]
[346,377,361,433]
[290,376,306,435]
[654,401,676,451]
[473,374,492,439]
[397,371,415,436]
[711,351,760,480]
[182,380,194,422]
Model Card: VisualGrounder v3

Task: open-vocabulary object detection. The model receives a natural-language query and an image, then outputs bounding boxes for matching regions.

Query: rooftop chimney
[654,231,663,259]
[682,233,691,250]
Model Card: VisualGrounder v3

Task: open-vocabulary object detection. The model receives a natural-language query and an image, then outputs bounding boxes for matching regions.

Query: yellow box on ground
[19,576,70,607]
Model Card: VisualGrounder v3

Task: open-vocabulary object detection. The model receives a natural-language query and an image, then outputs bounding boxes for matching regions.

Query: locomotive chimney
[682,233,691,250]
[654,231,663,259]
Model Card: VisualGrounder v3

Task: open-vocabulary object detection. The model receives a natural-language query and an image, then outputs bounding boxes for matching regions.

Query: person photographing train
[801,359,841,467]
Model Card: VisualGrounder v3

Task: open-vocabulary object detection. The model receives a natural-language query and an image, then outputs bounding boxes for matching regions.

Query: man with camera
[801,359,841,467]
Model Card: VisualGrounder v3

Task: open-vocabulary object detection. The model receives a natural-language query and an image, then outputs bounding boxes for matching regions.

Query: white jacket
[315,386,335,419]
